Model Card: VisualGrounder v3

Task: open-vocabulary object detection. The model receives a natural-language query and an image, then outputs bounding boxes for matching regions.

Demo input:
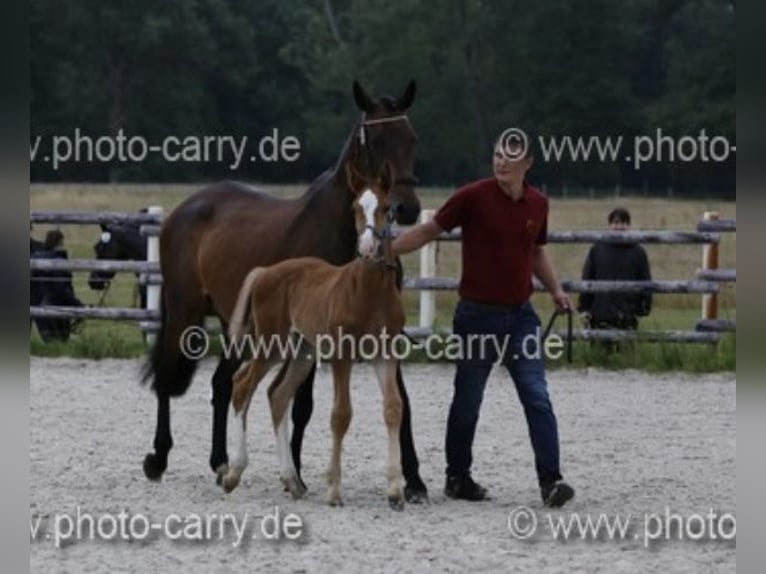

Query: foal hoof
[388,496,405,511]
[404,482,429,504]
[143,453,166,481]
[221,473,240,494]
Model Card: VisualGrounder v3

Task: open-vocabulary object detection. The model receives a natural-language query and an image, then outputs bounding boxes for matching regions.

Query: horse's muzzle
[88,273,111,291]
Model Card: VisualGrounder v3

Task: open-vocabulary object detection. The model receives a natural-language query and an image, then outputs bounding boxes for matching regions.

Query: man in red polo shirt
[391,132,575,507]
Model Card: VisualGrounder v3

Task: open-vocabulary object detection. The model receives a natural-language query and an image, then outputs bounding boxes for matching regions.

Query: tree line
[31,0,735,197]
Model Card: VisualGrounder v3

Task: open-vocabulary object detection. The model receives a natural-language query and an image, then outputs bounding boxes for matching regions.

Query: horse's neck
[292,125,361,262]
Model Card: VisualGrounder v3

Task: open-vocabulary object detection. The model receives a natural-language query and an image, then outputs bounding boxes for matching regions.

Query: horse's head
[88,222,146,290]
[346,161,396,261]
[350,80,420,225]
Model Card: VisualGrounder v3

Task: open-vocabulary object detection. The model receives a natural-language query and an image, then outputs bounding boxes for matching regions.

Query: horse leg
[143,292,202,481]
[290,363,316,484]
[268,348,315,499]
[221,359,272,493]
[326,359,352,507]
[397,365,429,503]
[144,390,172,481]
[210,354,241,485]
[375,359,405,510]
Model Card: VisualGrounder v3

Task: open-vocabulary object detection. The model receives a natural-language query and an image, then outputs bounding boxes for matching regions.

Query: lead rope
[541,308,573,363]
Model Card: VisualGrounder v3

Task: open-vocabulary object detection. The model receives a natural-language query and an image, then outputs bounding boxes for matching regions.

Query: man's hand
[552,289,571,313]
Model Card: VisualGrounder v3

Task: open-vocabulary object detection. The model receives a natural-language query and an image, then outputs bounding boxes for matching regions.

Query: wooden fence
[30,208,735,344]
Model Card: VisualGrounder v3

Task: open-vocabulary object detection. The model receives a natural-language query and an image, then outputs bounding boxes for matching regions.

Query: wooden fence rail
[29,208,735,345]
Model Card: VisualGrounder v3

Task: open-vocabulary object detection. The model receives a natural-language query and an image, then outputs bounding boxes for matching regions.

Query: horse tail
[141,286,199,397]
[228,267,262,342]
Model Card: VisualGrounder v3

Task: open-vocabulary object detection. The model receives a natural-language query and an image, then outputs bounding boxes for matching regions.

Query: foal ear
[397,80,416,111]
[352,80,375,113]
[345,161,367,195]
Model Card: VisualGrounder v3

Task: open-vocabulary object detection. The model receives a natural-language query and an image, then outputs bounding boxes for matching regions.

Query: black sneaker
[444,474,489,501]
[541,480,575,508]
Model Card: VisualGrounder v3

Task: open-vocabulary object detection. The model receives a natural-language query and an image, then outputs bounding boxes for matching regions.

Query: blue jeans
[445,299,563,487]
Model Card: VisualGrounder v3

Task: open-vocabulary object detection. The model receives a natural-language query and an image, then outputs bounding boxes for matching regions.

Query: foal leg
[221,359,272,493]
[374,359,405,510]
[326,359,352,507]
[268,349,315,499]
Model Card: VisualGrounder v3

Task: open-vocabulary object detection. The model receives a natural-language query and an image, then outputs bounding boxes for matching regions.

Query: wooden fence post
[419,209,436,330]
[145,206,163,345]
[701,211,719,321]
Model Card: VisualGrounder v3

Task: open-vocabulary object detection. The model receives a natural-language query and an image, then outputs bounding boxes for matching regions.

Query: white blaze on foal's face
[356,188,379,257]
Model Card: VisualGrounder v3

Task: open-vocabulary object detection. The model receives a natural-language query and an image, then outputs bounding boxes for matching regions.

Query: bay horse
[222,162,406,509]
[142,80,429,502]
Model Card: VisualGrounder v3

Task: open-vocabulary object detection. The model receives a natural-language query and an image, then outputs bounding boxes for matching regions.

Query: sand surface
[30,359,735,573]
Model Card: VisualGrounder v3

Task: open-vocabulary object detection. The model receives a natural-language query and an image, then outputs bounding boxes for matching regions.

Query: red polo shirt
[434,178,548,305]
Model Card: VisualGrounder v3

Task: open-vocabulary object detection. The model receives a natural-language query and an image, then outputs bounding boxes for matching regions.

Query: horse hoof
[404,483,429,504]
[143,453,166,481]
[388,496,405,511]
[221,473,240,494]
[215,465,229,486]
[281,475,306,499]
[328,495,344,507]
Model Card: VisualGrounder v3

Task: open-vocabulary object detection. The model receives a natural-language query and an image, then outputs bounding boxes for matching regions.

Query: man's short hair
[608,207,631,225]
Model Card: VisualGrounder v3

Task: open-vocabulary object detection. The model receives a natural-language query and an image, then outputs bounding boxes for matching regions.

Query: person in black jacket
[31,229,84,341]
[578,208,652,330]
[30,225,45,307]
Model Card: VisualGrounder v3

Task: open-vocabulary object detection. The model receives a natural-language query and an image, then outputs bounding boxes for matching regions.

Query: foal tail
[228,267,263,342]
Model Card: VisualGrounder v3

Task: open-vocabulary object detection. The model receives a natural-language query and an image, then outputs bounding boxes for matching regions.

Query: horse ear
[353,80,375,113]
[345,161,367,195]
[100,222,109,232]
[397,80,416,111]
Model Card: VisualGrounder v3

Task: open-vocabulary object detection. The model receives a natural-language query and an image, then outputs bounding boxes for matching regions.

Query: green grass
[29,308,736,373]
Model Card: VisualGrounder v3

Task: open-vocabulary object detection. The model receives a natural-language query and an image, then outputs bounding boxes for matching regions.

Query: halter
[356,114,419,188]
[358,208,398,269]
[358,114,411,146]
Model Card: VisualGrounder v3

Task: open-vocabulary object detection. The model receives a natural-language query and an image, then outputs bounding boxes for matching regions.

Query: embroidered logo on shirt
[526,219,539,235]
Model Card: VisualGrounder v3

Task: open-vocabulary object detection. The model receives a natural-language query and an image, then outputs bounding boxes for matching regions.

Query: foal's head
[346,162,395,260]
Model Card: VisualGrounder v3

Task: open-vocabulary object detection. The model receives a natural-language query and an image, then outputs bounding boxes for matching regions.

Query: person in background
[30,225,45,308]
[578,207,652,331]
[31,229,84,341]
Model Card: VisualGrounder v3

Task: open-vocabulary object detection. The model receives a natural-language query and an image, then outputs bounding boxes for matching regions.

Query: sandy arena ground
[30,359,735,573]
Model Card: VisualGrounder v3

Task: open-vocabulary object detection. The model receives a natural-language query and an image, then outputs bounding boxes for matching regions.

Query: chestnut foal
[221,164,407,510]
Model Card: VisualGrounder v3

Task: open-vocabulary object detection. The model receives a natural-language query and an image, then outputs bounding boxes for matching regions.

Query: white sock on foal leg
[221,405,248,493]
[275,400,304,498]
[374,360,405,509]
